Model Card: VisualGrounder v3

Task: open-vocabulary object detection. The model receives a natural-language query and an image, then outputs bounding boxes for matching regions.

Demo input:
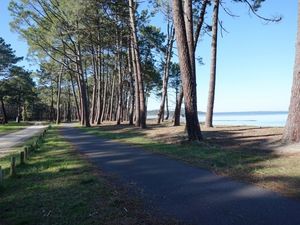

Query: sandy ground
[98,120,298,155]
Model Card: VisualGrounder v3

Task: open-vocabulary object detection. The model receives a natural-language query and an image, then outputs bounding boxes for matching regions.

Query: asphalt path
[0,124,47,158]
[61,126,300,225]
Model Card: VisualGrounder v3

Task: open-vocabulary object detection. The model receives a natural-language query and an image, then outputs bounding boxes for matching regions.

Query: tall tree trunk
[109,74,116,121]
[95,48,102,125]
[194,0,209,50]
[157,27,175,124]
[165,92,169,120]
[172,0,208,127]
[75,20,90,127]
[129,0,146,128]
[90,47,98,124]
[0,98,7,123]
[128,45,135,125]
[205,0,219,128]
[50,79,54,122]
[283,0,300,143]
[16,93,21,123]
[173,0,202,141]
[131,38,140,126]
[101,65,108,122]
[116,33,123,125]
[56,65,63,124]
[184,0,196,78]
[67,84,72,122]
[77,44,90,127]
[70,73,81,122]
[173,87,183,126]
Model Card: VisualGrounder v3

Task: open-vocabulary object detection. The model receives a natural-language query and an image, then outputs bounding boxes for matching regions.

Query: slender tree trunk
[70,73,81,122]
[109,74,116,121]
[16,93,21,123]
[165,92,169,120]
[205,0,219,128]
[184,0,196,78]
[77,44,90,127]
[56,65,63,124]
[129,0,146,128]
[131,38,140,126]
[283,0,300,143]
[0,98,7,123]
[90,47,98,124]
[128,45,135,125]
[22,102,28,121]
[90,82,96,124]
[95,48,102,125]
[101,63,109,122]
[173,0,202,141]
[174,87,183,126]
[194,0,209,50]
[67,84,72,122]
[116,33,123,125]
[50,79,54,122]
[157,27,175,124]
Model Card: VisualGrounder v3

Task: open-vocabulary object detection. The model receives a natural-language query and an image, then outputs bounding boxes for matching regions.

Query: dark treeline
[0,37,47,123]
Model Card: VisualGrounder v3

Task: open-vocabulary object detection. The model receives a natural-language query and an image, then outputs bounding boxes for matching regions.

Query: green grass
[80,126,269,175]
[0,127,178,225]
[0,121,31,135]
[80,126,300,199]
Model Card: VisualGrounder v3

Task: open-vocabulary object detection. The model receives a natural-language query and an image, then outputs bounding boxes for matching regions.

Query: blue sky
[0,0,297,112]
[149,0,297,112]
[0,0,31,69]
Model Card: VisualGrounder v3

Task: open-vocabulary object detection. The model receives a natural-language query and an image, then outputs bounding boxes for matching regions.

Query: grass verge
[0,122,31,136]
[80,125,300,199]
[0,127,179,225]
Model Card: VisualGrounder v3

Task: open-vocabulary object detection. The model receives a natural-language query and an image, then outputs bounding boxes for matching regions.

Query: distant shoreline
[147,111,288,127]
[147,110,288,116]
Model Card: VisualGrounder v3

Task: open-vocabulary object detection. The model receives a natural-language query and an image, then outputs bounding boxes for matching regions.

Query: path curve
[0,124,47,157]
[61,126,300,225]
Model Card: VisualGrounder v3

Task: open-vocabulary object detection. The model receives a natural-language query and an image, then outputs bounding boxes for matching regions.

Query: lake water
[198,112,288,127]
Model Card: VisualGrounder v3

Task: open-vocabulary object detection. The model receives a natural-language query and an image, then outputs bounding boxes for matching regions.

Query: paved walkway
[0,124,47,157]
[61,126,300,225]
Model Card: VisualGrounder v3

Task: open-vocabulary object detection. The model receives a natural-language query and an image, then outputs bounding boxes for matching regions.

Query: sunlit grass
[0,127,178,225]
[0,121,31,135]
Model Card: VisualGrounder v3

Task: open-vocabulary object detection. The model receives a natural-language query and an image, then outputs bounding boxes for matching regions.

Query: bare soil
[99,120,289,154]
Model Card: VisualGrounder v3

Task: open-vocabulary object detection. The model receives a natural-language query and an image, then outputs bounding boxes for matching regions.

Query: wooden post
[20,151,25,165]
[24,147,29,159]
[10,157,16,177]
[0,166,3,185]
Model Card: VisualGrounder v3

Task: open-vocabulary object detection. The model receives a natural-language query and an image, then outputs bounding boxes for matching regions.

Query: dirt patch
[98,120,288,153]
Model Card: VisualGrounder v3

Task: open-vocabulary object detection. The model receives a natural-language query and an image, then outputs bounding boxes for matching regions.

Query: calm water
[148,112,288,127]
[198,112,288,127]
